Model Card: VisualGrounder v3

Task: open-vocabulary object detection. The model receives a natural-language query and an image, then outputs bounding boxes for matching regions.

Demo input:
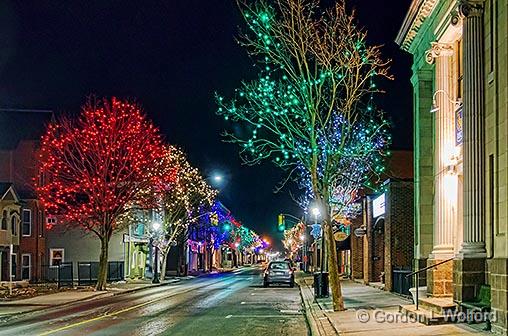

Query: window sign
[372,193,386,218]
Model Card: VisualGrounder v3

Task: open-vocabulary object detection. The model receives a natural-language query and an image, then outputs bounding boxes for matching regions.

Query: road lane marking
[37,275,244,336]
[223,315,294,319]
[280,310,301,315]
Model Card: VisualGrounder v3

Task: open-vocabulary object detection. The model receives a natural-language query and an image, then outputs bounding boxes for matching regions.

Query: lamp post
[300,234,306,272]
[312,206,326,297]
[152,221,161,284]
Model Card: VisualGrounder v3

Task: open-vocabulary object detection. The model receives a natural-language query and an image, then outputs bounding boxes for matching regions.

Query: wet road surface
[0,266,308,336]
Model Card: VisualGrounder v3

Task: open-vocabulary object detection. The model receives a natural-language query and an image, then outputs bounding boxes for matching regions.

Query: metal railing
[41,262,73,288]
[405,257,454,310]
[77,261,124,286]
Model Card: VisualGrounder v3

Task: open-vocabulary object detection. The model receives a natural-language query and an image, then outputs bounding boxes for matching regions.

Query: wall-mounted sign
[354,227,367,237]
[334,231,348,242]
[372,193,385,218]
[455,105,463,146]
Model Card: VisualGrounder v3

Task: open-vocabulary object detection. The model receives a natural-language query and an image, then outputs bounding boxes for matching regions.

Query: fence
[392,268,412,296]
[41,262,74,288]
[40,261,124,287]
[77,261,124,286]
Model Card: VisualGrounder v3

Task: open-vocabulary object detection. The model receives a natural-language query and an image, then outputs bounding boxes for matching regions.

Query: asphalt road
[0,266,308,336]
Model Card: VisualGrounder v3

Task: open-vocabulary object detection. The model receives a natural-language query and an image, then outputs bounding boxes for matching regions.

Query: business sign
[334,231,348,242]
[455,105,463,146]
[354,227,367,237]
[372,193,385,218]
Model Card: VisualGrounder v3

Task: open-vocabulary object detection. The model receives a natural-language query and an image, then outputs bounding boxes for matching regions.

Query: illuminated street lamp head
[311,207,320,217]
[152,221,161,231]
[213,174,223,183]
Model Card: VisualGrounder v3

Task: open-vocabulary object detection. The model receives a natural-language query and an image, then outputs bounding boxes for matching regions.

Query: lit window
[50,249,64,267]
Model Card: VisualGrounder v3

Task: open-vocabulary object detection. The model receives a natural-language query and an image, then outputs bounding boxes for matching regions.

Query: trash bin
[313,272,329,298]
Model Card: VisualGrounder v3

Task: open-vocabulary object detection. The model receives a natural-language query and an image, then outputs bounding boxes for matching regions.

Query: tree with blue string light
[216,0,391,310]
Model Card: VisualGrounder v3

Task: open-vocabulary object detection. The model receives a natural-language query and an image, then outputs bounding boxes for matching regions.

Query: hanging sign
[372,193,385,218]
[354,227,367,237]
[334,231,348,242]
[455,105,463,145]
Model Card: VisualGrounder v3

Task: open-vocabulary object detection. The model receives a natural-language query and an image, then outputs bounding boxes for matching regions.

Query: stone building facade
[397,0,508,333]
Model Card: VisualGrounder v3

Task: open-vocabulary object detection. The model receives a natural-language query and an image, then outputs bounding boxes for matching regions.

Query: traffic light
[277,214,286,232]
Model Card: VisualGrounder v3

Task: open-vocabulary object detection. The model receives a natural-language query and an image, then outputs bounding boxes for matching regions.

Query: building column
[425,42,455,296]
[454,0,486,303]
[427,42,456,259]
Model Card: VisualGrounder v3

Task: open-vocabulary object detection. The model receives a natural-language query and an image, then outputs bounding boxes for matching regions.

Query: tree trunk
[96,235,109,291]
[159,246,171,280]
[324,214,344,311]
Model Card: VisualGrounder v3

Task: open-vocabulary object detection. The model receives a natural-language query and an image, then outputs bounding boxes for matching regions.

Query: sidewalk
[296,273,490,336]
[0,278,180,319]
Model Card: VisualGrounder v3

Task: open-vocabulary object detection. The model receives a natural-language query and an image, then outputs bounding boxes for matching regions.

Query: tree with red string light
[36,97,167,290]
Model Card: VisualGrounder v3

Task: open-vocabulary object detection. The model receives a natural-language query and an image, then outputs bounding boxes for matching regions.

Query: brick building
[0,110,52,282]
[351,151,414,295]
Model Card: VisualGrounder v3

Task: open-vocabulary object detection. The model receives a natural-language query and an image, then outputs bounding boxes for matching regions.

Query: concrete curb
[295,274,338,336]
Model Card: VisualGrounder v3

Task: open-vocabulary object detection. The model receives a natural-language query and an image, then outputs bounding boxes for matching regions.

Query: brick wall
[350,215,363,279]
[384,180,414,291]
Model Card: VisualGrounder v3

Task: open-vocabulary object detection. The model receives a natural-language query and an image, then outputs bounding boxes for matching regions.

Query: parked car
[263,261,295,288]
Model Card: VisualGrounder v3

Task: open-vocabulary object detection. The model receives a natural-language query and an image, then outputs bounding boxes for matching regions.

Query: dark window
[11,254,16,279]
[1,210,6,230]
[11,216,17,235]
[22,209,31,236]
[21,254,31,280]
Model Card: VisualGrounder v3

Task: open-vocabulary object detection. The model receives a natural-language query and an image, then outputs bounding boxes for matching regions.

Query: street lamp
[152,221,161,284]
[430,89,461,113]
[311,205,327,297]
[311,207,320,217]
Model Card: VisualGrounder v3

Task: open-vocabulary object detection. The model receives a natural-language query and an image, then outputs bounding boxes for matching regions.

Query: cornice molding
[396,0,439,52]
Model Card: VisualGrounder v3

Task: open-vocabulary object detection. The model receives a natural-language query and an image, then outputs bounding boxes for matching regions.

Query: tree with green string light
[216,0,391,311]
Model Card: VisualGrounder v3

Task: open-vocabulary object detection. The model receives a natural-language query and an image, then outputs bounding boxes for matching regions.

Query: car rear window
[269,262,289,270]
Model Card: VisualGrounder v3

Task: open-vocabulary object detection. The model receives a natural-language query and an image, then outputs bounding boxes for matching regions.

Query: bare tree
[156,146,217,278]
[216,0,390,310]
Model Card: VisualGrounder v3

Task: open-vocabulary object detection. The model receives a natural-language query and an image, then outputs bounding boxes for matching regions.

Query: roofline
[1,184,20,203]
[0,108,53,114]
[396,0,439,51]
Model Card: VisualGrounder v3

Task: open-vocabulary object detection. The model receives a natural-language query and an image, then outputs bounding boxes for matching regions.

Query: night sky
[0,1,413,248]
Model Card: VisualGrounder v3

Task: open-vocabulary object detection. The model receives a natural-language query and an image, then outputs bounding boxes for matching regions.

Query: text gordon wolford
[356,308,495,324]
